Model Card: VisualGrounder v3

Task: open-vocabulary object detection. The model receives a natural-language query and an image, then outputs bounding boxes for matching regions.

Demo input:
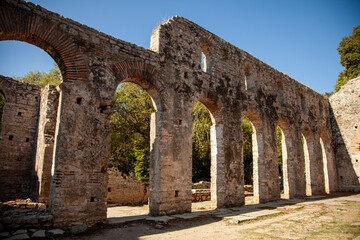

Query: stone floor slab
[224,215,256,224]
[242,209,282,218]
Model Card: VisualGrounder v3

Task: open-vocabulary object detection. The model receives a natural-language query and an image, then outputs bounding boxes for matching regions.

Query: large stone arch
[112,61,164,214]
[301,125,326,195]
[193,97,224,208]
[243,110,266,203]
[0,0,88,82]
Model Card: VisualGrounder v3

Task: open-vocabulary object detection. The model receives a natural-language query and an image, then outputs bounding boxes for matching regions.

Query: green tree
[335,25,360,92]
[192,102,212,182]
[109,83,155,180]
[242,116,253,185]
[16,64,61,87]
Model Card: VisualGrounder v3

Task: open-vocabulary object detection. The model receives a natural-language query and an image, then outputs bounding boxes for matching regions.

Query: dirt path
[64,194,360,240]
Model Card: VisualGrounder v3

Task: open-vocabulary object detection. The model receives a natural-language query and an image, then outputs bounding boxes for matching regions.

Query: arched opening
[242,111,264,204]
[107,81,158,219]
[276,119,295,199]
[190,98,223,210]
[242,116,253,202]
[0,41,60,82]
[191,101,212,208]
[276,126,284,196]
[0,40,61,203]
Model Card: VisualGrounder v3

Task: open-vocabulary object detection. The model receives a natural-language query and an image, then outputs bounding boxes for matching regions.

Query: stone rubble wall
[107,169,148,205]
[329,77,360,192]
[0,199,53,230]
[0,75,41,202]
[192,189,211,202]
[192,181,210,189]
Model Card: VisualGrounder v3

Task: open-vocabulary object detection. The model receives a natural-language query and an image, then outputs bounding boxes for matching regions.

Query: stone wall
[192,181,210,189]
[0,75,41,201]
[107,169,148,205]
[0,199,53,230]
[0,0,344,228]
[330,77,360,192]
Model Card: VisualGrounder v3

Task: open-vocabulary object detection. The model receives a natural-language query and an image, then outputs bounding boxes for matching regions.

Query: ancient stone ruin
[0,0,359,229]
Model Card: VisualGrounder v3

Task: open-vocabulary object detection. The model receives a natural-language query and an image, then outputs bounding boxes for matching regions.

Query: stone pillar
[210,123,226,207]
[320,136,337,193]
[149,98,193,215]
[313,134,326,195]
[49,82,110,227]
[303,131,325,196]
[252,121,265,203]
[284,135,299,198]
[294,131,307,198]
[263,123,281,202]
[34,85,59,204]
[222,121,244,207]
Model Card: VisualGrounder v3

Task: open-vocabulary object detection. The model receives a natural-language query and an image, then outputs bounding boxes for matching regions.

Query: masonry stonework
[0,0,356,229]
[330,77,360,192]
[0,76,41,202]
[107,169,148,206]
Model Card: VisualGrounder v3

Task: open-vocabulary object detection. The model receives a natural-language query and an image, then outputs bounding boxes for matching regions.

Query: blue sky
[0,0,359,94]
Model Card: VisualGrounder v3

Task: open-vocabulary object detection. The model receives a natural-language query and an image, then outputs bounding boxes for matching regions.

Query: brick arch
[0,1,88,82]
[197,97,223,124]
[113,60,161,110]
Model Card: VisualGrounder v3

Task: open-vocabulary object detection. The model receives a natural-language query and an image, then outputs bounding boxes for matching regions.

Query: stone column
[313,134,326,195]
[49,82,110,227]
[263,123,281,202]
[284,135,298,198]
[222,121,244,207]
[149,97,193,215]
[34,85,59,204]
[210,122,226,207]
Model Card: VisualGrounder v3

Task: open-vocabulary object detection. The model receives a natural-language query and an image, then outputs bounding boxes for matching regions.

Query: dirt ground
[64,193,360,240]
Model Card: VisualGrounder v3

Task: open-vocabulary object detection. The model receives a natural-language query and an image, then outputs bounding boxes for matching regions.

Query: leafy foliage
[192,102,212,182]
[109,83,155,180]
[15,64,61,87]
[242,116,253,184]
[335,25,360,92]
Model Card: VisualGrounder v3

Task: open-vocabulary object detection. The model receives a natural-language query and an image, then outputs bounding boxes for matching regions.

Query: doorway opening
[107,82,155,220]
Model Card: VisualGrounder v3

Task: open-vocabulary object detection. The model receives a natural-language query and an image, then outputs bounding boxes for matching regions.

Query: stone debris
[12,229,27,235]
[31,230,46,238]
[48,229,65,235]
[70,224,88,234]
[4,234,30,240]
